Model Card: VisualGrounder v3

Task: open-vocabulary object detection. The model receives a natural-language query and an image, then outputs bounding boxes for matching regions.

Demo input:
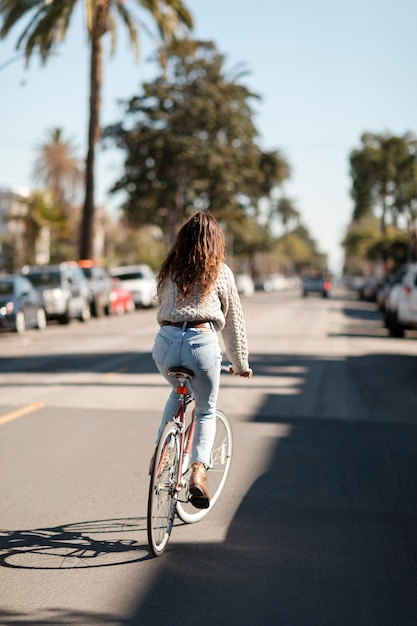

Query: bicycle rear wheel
[176,409,233,524]
[147,422,180,556]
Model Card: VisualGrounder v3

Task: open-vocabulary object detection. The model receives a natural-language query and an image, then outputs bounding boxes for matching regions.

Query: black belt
[161,321,211,329]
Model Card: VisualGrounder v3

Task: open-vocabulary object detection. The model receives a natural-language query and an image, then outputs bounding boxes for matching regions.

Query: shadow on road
[0,351,156,376]
[2,295,417,625]
[125,348,417,626]
[0,518,149,571]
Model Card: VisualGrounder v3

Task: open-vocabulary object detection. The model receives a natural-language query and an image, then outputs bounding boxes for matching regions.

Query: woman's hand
[230,367,253,378]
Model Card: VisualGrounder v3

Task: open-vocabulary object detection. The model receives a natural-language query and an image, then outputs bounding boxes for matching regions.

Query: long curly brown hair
[157,212,225,301]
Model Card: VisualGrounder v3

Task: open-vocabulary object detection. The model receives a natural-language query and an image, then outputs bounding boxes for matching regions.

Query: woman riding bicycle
[151,211,252,509]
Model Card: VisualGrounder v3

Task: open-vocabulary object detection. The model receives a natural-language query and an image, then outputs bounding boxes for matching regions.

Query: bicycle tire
[176,409,233,524]
[147,422,180,556]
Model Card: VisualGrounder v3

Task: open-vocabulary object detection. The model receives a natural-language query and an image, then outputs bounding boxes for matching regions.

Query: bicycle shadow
[0,517,150,570]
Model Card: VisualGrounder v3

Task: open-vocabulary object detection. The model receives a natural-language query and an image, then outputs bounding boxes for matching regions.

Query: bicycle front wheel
[176,409,233,524]
[147,422,180,556]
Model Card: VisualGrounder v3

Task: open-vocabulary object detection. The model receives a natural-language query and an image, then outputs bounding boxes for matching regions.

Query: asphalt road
[1,286,417,626]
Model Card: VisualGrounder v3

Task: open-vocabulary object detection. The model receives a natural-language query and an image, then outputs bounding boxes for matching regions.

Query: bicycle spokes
[147,424,180,556]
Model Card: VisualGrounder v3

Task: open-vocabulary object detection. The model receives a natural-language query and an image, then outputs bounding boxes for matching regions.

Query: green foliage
[343,218,409,273]
[26,189,79,264]
[342,219,380,257]
[228,216,273,273]
[104,39,290,248]
[346,131,417,272]
[366,231,408,267]
[349,132,417,231]
[272,233,313,271]
[272,196,300,232]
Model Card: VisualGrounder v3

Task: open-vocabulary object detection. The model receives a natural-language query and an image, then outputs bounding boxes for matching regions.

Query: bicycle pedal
[189,495,210,510]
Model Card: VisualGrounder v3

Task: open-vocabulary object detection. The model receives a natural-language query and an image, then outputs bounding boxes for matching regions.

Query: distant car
[22,263,91,324]
[0,274,46,333]
[287,275,302,290]
[385,263,417,337]
[108,278,135,315]
[263,274,288,291]
[235,274,255,297]
[78,260,113,317]
[302,274,332,298]
[110,264,156,308]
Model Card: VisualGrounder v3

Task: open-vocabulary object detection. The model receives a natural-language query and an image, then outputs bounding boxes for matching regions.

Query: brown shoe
[189,462,210,509]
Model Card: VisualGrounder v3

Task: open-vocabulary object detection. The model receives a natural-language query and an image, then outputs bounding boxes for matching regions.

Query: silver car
[22,263,91,324]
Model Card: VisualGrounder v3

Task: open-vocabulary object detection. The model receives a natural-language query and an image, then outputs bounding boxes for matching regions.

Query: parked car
[358,275,385,302]
[110,264,156,308]
[78,260,113,317]
[385,263,417,337]
[22,263,91,324]
[0,274,46,333]
[108,278,135,315]
[302,274,332,298]
[235,274,255,297]
[263,273,289,291]
[382,264,413,322]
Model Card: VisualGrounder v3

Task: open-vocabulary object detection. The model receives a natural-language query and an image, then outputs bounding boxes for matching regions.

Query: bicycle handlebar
[221,363,253,377]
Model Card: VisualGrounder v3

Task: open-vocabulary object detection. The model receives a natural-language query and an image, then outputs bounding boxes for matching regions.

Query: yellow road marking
[0,402,44,426]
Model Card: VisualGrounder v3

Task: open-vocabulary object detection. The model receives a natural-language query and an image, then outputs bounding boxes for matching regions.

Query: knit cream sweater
[156,263,250,373]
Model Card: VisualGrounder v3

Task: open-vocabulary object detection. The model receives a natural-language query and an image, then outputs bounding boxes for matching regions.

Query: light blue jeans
[152,323,221,467]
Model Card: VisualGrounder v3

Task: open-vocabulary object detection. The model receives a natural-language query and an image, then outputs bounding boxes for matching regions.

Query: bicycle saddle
[167,366,194,380]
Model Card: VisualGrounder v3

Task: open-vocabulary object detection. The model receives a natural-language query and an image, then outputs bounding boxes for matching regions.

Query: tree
[342,219,409,275]
[348,131,417,270]
[350,132,415,233]
[229,215,273,275]
[273,232,314,273]
[32,127,83,208]
[104,39,290,246]
[0,0,193,259]
[273,196,300,233]
[31,127,83,259]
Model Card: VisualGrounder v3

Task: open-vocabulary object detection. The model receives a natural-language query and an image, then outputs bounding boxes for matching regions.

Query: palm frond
[1,0,77,62]
[114,0,139,60]
[138,0,193,41]
[0,0,44,38]
[23,1,76,62]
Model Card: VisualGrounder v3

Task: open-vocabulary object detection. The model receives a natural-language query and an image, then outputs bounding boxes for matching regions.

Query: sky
[1,0,417,274]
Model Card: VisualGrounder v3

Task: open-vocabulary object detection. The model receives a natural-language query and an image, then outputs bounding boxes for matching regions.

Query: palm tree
[0,0,193,259]
[274,196,300,233]
[33,127,83,208]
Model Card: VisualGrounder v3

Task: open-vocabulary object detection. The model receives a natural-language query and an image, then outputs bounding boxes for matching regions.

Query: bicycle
[147,364,233,557]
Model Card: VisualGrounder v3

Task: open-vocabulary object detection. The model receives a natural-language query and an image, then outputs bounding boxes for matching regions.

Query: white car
[110,264,156,308]
[263,274,288,291]
[386,263,417,337]
[235,274,255,297]
[383,264,413,319]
